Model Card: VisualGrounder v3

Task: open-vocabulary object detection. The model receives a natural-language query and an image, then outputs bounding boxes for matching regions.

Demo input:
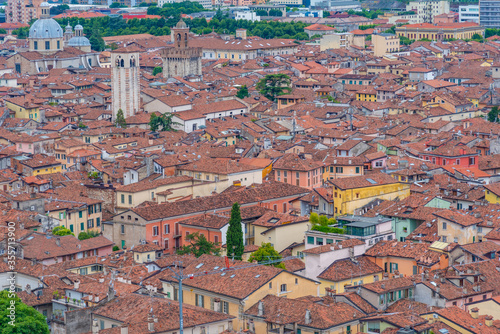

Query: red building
[273,153,324,190]
[419,142,479,168]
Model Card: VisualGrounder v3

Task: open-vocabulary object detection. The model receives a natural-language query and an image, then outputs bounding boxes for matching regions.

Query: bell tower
[111,46,141,121]
[162,18,202,79]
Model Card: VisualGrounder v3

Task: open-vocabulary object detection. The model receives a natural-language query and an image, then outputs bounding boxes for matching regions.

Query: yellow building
[395,22,484,41]
[161,255,319,331]
[372,33,400,57]
[356,88,377,102]
[46,198,103,236]
[484,183,500,204]
[331,173,410,216]
[434,210,482,244]
[5,96,41,122]
[16,154,62,176]
[250,211,310,253]
[317,256,383,294]
[323,157,366,181]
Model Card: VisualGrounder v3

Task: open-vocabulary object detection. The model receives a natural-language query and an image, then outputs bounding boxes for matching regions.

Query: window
[195,294,204,308]
[214,235,219,244]
[45,41,50,50]
[307,236,314,244]
[80,222,84,231]
[186,232,190,237]
[153,226,159,236]
[442,222,447,230]
[34,41,38,50]
[70,225,74,232]
[295,278,298,285]
[222,301,229,314]
[269,282,272,289]
[280,284,287,292]
[79,211,83,218]
[335,167,343,173]
[164,239,169,249]
[128,195,132,205]
[164,224,170,234]
[121,224,125,234]
[57,41,60,49]
[316,237,323,245]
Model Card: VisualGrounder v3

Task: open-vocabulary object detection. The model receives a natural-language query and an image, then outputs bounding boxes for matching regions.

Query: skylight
[366,178,377,184]
[195,263,204,269]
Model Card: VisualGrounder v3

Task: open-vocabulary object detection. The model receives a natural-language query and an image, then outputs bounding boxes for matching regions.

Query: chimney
[258,300,264,316]
[92,319,99,334]
[470,307,479,319]
[485,315,493,327]
[74,280,80,290]
[55,237,61,247]
[148,313,154,332]
[305,309,311,325]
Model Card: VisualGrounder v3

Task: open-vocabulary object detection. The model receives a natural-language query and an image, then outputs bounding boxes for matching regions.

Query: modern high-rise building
[479,0,500,28]
[111,46,141,121]
[459,5,479,24]
[406,0,450,23]
[5,0,43,24]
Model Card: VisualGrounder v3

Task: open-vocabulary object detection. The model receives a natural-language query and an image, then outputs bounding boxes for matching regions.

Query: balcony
[52,297,86,308]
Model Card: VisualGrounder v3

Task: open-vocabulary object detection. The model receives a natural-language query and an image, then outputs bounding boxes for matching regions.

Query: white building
[235,11,260,21]
[406,0,450,23]
[158,0,212,9]
[459,5,479,23]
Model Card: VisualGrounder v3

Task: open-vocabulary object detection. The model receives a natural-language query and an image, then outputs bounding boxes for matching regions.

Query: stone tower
[111,46,141,121]
[162,19,202,79]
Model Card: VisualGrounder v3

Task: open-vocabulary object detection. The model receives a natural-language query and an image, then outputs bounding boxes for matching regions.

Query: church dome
[175,19,187,29]
[68,36,91,47]
[75,24,83,30]
[29,18,63,39]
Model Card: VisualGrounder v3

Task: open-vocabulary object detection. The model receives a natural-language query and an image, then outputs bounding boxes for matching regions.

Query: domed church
[6,2,100,74]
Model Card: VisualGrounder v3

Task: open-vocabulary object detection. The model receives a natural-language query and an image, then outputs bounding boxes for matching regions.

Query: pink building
[273,153,324,190]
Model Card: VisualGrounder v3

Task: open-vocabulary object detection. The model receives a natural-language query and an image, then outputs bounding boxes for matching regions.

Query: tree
[0,290,50,334]
[0,29,6,34]
[115,109,127,128]
[176,232,221,257]
[488,106,499,123]
[226,202,244,261]
[152,66,163,76]
[323,10,330,18]
[78,230,100,240]
[236,85,249,99]
[248,243,285,269]
[256,74,292,101]
[110,2,126,8]
[149,113,180,132]
[112,245,120,251]
[50,4,69,15]
[52,226,74,236]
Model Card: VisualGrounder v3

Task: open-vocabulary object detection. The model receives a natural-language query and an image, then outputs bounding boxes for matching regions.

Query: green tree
[488,106,499,123]
[149,113,180,132]
[152,66,163,76]
[50,4,69,15]
[52,226,74,236]
[78,230,100,240]
[309,212,320,225]
[110,2,126,8]
[176,232,220,257]
[471,33,484,42]
[112,245,120,251]
[0,29,6,34]
[115,109,127,128]
[248,243,285,269]
[256,74,292,101]
[0,290,50,334]
[236,85,249,99]
[226,202,244,261]
[323,10,330,18]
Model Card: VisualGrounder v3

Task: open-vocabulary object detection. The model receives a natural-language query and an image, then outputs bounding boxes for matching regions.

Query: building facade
[406,0,450,23]
[459,5,479,23]
[5,0,42,24]
[479,0,500,28]
[162,19,202,79]
[372,33,400,57]
[395,22,484,41]
[111,46,141,120]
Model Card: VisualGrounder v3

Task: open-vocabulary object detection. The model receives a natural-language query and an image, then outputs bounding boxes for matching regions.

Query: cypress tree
[226,202,244,260]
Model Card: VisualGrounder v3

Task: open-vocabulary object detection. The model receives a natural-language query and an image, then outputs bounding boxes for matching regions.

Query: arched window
[177,33,181,48]
[120,59,124,67]
[184,33,188,47]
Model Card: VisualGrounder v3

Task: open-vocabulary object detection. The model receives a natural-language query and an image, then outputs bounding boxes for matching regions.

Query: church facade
[161,19,202,79]
[6,2,100,74]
